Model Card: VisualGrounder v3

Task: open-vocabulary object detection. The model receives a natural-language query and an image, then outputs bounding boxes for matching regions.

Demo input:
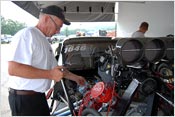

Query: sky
[1,1,38,26]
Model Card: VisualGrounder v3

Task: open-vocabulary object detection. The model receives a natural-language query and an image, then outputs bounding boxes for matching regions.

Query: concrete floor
[1,44,11,117]
[1,86,11,117]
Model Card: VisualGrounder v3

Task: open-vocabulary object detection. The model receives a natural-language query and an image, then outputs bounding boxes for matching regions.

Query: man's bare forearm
[8,61,52,79]
[62,69,86,85]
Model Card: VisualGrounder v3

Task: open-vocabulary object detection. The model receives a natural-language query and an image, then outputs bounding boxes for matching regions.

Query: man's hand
[49,66,64,82]
[62,68,86,86]
[74,76,86,86]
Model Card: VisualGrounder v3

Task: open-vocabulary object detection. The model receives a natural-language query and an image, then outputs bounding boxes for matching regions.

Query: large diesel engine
[50,37,174,116]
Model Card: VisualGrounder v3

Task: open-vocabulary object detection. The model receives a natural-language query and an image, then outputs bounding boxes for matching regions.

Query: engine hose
[81,108,102,116]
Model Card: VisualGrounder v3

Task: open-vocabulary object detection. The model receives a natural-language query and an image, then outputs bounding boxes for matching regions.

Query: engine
[51,37,174,116]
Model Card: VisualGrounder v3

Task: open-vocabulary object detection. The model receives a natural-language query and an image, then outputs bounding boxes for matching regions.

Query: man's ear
[44,15,50,23]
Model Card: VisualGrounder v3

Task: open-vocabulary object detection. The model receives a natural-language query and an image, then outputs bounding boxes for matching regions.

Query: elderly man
[8,5,85,116]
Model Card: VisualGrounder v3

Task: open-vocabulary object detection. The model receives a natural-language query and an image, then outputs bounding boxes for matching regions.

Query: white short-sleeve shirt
[131,31,145,37]
[8,27,58,92]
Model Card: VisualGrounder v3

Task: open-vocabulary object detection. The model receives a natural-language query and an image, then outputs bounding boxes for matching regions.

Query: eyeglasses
[49,16,61,31]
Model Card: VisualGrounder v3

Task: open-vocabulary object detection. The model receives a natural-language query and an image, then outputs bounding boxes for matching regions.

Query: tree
[1,16,27,36]
[60,27,77,36]
[64,27,69,37]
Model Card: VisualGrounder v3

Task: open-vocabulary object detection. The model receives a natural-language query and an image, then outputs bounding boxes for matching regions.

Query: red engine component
[91,82,113,103]
[78,82,118,116]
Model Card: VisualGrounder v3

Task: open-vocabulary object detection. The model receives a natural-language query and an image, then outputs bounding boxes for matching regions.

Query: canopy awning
[12,1,116,22]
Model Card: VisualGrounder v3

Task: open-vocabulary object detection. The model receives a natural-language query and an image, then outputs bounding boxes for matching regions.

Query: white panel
[117,1,174,37]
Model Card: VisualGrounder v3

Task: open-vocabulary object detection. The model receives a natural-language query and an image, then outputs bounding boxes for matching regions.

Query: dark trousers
[8,91,50,116]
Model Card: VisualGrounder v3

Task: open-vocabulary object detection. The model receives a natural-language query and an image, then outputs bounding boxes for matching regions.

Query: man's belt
[9,88,43,95]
